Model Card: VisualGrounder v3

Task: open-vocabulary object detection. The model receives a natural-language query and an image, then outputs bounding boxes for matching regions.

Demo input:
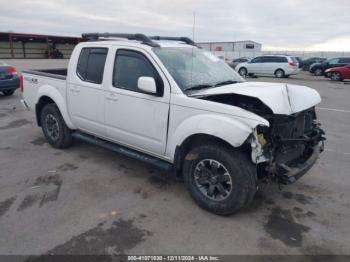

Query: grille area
[269,108,316,140]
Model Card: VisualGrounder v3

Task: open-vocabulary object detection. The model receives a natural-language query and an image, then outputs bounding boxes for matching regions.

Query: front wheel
[2,90,15,96]
[183,144,257,215]
[40,103,73,149]
[330,72,343,81]
[238,67,248,77]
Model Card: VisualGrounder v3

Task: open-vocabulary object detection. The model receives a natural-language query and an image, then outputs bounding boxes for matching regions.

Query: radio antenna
[192,11,196,41]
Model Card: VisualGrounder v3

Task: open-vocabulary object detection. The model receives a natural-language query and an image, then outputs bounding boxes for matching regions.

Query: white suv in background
[236,55,300,78]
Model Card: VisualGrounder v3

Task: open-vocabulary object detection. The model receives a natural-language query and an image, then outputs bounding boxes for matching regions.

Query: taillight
[20,75,24,93]
[6,67,17,74]
[288,62,297,67]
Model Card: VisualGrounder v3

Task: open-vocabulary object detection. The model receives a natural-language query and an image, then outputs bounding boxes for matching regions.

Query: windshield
[153,47,244,92]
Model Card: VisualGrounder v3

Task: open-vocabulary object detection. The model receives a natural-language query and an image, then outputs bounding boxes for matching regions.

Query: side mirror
[138,77,157,94]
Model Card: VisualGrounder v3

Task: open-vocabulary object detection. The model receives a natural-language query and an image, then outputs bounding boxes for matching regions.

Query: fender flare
[36,85,76,129]
[166,114,259,160]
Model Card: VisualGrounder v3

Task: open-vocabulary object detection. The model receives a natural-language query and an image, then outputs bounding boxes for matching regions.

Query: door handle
[70,87,80,93]
[105,93,118,102]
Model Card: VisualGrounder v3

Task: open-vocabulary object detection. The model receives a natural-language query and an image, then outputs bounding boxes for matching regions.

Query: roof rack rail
[81,33,198,47]
[150,36,197,46]
[81,33,160,47]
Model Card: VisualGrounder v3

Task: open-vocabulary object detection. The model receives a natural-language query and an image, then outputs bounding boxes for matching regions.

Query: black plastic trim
[82,33,160,47]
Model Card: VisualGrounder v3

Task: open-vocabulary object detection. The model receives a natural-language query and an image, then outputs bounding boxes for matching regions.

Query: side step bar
[72,132,173,172]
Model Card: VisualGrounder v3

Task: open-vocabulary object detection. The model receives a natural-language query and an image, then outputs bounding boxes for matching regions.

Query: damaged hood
[192,82,321,115]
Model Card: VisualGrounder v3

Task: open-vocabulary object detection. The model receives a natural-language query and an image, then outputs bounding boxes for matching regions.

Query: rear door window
[76,48,108,84]
[273,56,288,63]
[262,56,274,63]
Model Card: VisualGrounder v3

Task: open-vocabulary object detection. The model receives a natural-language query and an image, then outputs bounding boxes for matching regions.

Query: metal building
[197,40,262,60]
[0,32,82,59]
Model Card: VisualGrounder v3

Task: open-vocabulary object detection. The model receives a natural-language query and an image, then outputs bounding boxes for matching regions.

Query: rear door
[67,47,108,136]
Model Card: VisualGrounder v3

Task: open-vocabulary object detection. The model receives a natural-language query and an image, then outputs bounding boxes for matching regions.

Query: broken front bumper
[277,141,324,185]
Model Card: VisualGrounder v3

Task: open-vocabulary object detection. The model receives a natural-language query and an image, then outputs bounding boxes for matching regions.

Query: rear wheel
[275,69,285,78]
[2,90,15,96]
[40,103,73,149]
[314,68,323,76]
[330,72,343,81]
[238,67,248,77]
[183,144,257,215]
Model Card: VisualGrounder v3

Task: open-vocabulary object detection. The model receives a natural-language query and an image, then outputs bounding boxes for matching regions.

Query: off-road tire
[183,144,257,215]
[40,103,73,149]
[2,90,15,96]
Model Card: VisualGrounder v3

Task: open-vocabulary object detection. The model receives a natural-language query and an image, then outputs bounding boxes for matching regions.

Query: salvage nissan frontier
[21,33,325,215]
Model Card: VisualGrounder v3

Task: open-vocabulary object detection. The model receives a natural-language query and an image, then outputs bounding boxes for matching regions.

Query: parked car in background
[236,55,300,78]
[310,57,350,76]
[324,64,350,81]
[228,57,251,69]
[0,61,20,96]
[293,57,303,68]
[300,57,326,71]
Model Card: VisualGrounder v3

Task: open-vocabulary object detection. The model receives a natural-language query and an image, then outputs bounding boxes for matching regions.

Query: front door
[248,56,265,74]
[104,48,170,156]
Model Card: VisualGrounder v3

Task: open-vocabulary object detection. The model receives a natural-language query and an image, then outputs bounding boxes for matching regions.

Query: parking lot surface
[0,61,350,256]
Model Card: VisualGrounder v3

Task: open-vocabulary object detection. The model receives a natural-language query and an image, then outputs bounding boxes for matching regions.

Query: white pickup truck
[21,33,325,215]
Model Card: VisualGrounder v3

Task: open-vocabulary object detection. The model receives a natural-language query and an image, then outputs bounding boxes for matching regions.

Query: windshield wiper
[214,80,238,87]
[184,84,214,92]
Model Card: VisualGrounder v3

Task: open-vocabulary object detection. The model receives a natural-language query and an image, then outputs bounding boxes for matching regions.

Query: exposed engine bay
[199,93,326,185]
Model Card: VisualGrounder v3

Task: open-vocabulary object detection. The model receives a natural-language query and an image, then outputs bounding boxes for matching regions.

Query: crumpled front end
[250,107,326,184]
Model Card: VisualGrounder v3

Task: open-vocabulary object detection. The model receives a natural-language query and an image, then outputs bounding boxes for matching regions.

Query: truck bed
[22,68,67,80]
[22,68,68,112]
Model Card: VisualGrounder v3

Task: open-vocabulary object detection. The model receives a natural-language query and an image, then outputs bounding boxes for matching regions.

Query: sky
[0,0,349,51]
